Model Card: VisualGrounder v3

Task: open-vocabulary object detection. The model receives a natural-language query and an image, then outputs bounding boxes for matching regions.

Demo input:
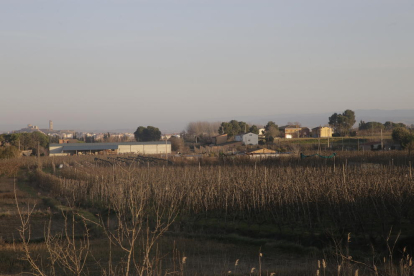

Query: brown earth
[0,176,65,242]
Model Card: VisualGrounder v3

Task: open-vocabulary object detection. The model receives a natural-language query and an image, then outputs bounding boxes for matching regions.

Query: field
[0,151,414,275]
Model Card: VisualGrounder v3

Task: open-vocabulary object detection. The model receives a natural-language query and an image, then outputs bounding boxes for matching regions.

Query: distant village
[0,121,333,157]
[5,120,333,144]
[1,111,412,158]
[7,121,137,142]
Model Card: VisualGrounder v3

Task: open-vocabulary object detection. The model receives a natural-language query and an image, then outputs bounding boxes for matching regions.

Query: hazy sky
[1,0,413,132]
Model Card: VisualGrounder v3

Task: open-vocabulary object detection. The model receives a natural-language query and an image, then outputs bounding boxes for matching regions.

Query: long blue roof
[50,141,170,151]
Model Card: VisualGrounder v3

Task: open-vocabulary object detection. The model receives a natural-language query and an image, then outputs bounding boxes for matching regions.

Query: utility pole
[318,136,321,154]
[381,129,383,150]
[165,137,168,162]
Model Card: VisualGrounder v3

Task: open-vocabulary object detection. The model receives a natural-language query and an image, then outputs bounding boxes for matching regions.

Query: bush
[169,137,184,152]
[0,146,19,159]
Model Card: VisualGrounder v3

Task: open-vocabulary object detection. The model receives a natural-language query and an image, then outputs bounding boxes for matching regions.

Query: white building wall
[49,142,171,156]
[242,133,258,145]
[118,144,171,154]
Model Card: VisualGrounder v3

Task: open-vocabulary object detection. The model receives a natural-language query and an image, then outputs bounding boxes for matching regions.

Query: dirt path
[0,176,62,242]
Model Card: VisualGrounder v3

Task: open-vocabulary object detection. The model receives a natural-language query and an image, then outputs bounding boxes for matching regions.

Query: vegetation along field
[1,151,414,275]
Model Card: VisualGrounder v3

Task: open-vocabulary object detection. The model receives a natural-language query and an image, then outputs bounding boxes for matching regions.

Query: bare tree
[287,121,302,127]
[15,181,46,276]
[44,212,90,276]
[186,121,221,137]
[79,166,179,276]
[15,180,91,276]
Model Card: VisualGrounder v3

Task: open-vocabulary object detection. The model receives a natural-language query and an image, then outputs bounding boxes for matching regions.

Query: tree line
[0,132,51,159]
[132,110,414,151]
[218,120,260,137]
[358,121,407,132]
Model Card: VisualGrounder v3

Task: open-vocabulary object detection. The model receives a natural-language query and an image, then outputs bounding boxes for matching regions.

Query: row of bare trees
[47,156,414,237]
[15,167,183,276]
[186,121,221,137]
[10,152,414,275]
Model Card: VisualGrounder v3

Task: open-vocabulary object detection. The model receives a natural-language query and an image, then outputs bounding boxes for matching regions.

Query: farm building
[279,125,302,139]
[312,127,333,138]
[49,141,171,156]
[212,134,228,145]
[234,133,259,145]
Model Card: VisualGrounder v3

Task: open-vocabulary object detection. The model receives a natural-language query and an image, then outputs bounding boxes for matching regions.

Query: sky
[1,0,413,133]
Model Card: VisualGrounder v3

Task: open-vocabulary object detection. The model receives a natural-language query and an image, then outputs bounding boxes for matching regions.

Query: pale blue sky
[1,0,413,132]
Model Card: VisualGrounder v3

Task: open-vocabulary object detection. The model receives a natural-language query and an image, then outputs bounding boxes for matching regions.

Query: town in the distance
[0,109,413,158]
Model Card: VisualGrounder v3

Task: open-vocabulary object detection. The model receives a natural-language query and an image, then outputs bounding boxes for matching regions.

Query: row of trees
[186,121,221,137]
[218,120,261,137]
[0,132,50,150]
[0,132,51,158]
[329,109,412,136]
[359,121,407,132]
